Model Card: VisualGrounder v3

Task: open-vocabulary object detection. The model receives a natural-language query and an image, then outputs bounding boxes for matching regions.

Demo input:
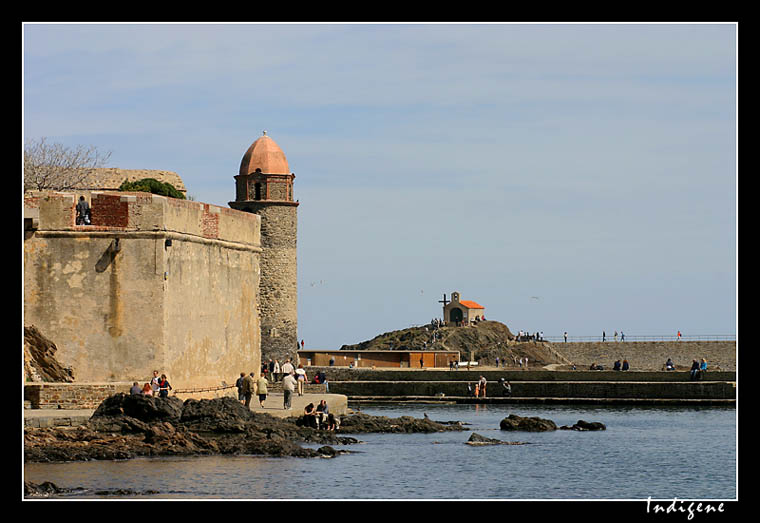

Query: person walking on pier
[282,372,297,409]
[241,372,254,408]
[255,373,268,408]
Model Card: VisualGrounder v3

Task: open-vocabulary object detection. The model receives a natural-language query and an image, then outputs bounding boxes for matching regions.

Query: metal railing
[543,335,736,343]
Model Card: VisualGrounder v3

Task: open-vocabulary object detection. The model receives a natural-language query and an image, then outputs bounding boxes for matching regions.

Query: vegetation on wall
[119,178,186,199]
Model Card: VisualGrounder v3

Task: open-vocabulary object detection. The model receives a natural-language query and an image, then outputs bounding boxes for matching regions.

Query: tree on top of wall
[118,178,186,199]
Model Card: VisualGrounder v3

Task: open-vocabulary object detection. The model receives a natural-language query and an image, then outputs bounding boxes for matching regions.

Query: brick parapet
[24,191,260,249]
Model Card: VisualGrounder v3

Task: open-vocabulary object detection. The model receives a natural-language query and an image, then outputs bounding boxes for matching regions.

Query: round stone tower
[230,131,299,363]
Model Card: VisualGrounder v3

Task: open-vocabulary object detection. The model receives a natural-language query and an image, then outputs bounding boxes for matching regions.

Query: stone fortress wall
[24,191,264,389]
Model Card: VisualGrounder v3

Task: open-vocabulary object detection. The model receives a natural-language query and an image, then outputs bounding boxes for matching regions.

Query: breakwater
[305,367,735,405]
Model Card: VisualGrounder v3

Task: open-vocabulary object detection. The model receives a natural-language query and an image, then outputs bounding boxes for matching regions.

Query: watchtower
[230,131,299,361]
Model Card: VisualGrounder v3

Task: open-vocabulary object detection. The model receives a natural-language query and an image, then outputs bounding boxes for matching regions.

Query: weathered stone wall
[231,201,298,363]
[24,192,263,389]
[24,382,132,409]
[549,341,736,371]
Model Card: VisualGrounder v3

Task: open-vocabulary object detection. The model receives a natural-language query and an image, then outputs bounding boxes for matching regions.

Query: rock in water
[499,414,557,432]
[559,420,607,431]
[466,432,527,445]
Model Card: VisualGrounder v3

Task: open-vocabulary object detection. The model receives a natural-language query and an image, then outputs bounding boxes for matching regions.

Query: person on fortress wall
[622,359,630,371]
[613,360,622,371]
[665,358,676,371]
[76,196,90,225]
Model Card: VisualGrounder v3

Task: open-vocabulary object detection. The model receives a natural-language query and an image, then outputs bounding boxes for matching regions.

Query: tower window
[254,182,262,200]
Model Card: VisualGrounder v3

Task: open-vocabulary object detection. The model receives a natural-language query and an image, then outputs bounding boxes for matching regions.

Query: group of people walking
[237,358,324,411]
[236,371,270,409]
[130,370,172,398]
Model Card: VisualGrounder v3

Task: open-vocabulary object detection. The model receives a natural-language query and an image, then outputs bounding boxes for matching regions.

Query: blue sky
[23,23,737,348]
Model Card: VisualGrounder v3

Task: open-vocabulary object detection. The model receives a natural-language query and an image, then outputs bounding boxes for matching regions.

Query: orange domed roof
[239,132,290,175]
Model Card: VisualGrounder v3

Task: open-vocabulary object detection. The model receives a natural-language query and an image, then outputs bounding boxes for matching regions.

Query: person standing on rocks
[158,374,172,398]
[150,370,161,396]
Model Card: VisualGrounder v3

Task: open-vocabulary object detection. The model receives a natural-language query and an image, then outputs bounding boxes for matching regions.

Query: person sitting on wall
[665,358,675,371]
[699,358,708,376]
[613,360,622,371]
[690,359,700,380]
[622,359,630,371]
[499,378,512,397]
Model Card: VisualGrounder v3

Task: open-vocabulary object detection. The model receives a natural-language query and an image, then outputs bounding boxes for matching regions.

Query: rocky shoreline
[24,394,466,465]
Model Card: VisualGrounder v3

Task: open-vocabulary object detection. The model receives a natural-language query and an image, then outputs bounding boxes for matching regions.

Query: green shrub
[118,178,185,199]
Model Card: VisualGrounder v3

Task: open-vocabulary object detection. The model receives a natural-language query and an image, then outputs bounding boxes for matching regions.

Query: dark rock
[500,414,557,432]
[560,420,607,431]
[92,393,183,424]
[466,432,528,445]
[338,412,466,434]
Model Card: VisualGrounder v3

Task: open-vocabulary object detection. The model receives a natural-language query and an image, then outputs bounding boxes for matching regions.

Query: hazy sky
[23,22,737,348]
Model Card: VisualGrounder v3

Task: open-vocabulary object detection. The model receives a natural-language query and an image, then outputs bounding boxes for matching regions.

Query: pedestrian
[236,372,246,402]
[495,357,499,368]
[602,331,606,342]
[282,372,297,409]
[130,382,141,395]
[255,373,268,408]
[524,357,529,369]
[301,339,305,350]
[76,196,90,225]
[478,375,487,398]
[268,359,275,382]
[677,331,682,341]
[150,370,161,396]
[621,331,625,342]
[273,359,281,382]
[564,331,568,343]
[614,331,618,342]
[295,364,307,396]
[158,374,172,398]
[281,358,294,376]
[242,371,254,408]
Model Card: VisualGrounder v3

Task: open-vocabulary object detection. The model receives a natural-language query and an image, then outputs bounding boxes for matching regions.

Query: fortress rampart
[24,191,263,388]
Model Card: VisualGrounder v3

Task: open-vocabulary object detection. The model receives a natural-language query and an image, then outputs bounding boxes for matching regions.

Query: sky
[22,22,737,348]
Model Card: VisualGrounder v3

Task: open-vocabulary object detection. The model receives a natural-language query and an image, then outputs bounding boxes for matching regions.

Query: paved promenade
[24,392,349,428]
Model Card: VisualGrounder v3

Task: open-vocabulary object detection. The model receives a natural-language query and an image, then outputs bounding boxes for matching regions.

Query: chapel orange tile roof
[459,300,484,309]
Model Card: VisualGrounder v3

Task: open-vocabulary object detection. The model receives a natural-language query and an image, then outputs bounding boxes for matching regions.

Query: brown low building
[298,350,460,369]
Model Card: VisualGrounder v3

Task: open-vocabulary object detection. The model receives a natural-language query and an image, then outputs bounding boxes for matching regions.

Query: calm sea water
[23,403,736,500]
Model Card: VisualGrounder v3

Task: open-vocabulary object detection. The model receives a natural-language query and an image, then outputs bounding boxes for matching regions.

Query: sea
[23,403,737,501]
